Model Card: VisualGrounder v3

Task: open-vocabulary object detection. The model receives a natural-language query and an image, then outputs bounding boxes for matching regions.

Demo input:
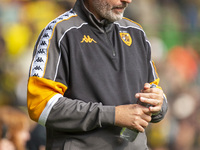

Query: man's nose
[121,0,132,4]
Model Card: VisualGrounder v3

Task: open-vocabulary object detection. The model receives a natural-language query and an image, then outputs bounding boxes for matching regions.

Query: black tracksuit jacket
[27,0,168,149]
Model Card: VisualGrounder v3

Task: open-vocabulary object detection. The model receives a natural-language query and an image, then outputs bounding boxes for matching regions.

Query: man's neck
[83,0,103,21]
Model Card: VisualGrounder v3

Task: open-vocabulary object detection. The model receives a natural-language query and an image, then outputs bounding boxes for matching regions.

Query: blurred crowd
[0,0,200,150]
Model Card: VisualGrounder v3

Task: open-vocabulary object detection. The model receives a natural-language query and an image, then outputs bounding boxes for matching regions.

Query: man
[27,0,168,149]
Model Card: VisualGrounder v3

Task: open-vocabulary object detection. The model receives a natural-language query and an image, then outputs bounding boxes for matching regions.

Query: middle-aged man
[27,0,168,149]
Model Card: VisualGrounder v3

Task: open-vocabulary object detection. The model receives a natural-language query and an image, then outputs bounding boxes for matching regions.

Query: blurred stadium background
[0,0,200,149]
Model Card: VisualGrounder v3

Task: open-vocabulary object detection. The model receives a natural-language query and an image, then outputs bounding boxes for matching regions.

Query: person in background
[27,123,46,150]
[27,0,168,149]
[0,106,30,150]
[0,138,15,150]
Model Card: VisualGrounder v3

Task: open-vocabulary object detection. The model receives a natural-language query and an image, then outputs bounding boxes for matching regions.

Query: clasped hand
[115,83,164,132]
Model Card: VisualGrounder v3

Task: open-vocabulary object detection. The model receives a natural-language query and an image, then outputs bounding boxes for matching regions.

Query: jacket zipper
[104,31,116,57]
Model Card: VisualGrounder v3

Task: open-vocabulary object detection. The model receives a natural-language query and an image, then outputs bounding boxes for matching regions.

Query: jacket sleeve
[145,38,168,123]
[27,22,115,132]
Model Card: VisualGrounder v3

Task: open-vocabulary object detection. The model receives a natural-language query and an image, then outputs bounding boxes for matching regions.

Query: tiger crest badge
[119,32,132,46]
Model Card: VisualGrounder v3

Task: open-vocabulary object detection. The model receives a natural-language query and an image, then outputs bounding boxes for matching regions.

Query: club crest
[119,32,132,46]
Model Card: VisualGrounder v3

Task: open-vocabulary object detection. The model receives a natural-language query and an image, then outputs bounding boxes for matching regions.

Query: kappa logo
[35,57,44,63]
[33,66,43,71]
[119,32,132,46]
[81,35,97,43]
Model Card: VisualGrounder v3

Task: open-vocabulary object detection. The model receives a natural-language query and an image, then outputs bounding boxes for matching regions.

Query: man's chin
[105,12,123,22]
[108,15,123,22]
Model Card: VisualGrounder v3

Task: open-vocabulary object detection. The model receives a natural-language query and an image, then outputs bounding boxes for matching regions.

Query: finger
[140,97,162,106]
[137,119,149,132]
[140,106,152,116]
[134,125,145,132]
[139,92,164,103]
[135,93,140,98]
[143,83,151,90]
[149,105,162,113]
[142,87,161,94]
[135,93,156,99]
[141,113,152,122]
[131,122,146,132]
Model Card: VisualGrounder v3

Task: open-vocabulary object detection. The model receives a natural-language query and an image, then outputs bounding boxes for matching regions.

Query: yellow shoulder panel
[27,76,67,122]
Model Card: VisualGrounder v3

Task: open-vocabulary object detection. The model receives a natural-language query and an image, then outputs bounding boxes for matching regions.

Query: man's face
[90,0,132,22]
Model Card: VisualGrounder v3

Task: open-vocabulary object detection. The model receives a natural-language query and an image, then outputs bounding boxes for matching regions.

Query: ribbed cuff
[100,106,115,127]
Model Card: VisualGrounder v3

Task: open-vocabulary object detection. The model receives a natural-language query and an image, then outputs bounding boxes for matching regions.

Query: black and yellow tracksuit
[27,0,168,149]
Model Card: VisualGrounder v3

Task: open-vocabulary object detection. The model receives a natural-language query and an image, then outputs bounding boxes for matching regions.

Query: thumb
[143,83,151,90]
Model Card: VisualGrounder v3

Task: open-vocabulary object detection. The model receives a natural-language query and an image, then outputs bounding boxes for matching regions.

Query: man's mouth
[112,4,128,13]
